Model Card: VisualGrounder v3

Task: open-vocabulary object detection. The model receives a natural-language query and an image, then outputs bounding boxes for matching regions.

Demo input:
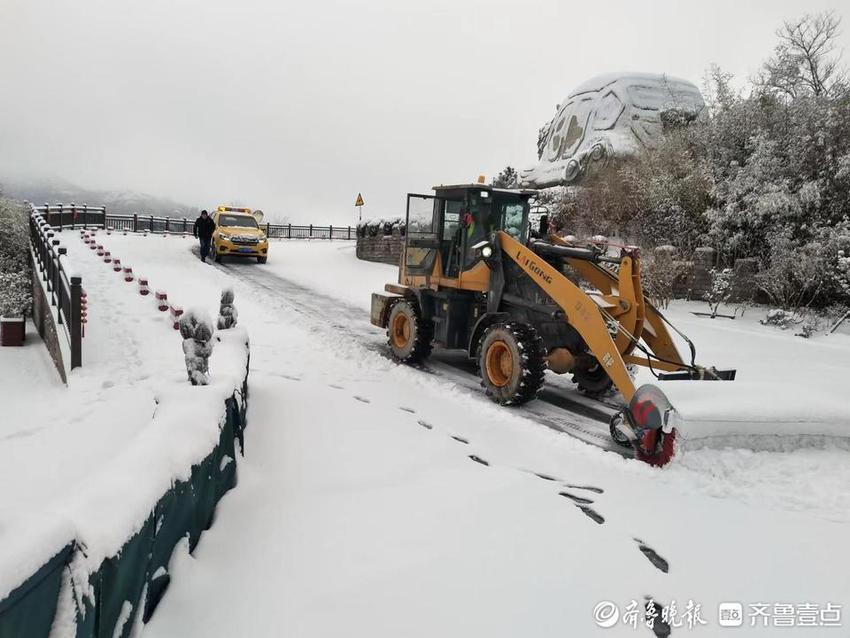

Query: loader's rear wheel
[572,359,614,397]
[387,299,433,364]
[478,323,546,405]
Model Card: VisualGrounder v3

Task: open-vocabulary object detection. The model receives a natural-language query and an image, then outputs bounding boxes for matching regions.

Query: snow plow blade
[658,368,737,381]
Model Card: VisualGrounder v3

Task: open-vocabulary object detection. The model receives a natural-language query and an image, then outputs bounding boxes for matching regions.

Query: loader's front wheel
[478,323,546,405]
[387,299,433,364]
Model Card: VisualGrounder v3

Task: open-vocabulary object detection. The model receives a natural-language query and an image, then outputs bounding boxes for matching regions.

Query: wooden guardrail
[29,206,83,368]
[31,203,354,240]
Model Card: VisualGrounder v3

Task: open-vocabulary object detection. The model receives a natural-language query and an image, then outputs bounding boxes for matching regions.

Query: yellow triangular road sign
[355,193,365,207]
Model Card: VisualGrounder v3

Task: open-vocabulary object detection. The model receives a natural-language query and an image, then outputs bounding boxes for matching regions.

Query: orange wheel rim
[485,340,513,387]
[390,313,411,349]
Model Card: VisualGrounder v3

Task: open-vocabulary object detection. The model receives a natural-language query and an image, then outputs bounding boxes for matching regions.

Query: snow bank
[62,330,248,570]
[2,228,251,608]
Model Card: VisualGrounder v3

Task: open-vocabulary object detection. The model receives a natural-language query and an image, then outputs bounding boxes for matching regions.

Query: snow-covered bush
[705,268,734,317]
[0,271,30,317]
[641,247,687,309]
[0,196,33,317]
[178,309,214,386]
[217,287,238,330]
[754,230,831,309]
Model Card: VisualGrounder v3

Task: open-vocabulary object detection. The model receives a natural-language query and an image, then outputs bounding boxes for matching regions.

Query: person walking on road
[193,210,216,262]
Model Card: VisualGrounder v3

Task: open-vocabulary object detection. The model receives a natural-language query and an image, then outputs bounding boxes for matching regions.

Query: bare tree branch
[758,11,847,98]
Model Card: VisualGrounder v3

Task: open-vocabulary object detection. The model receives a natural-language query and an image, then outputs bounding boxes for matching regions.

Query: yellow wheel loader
[370,184,735,466]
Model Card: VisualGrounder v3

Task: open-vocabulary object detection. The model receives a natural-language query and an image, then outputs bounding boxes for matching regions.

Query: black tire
[257,256,267,263]
[608,412,634,449]
[478,322,546,405]
[572,359,614,396]
[387,299,433,364]
[214,246,222,263]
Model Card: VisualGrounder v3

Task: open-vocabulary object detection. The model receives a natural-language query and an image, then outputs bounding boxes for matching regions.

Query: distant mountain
[0,176,198,218]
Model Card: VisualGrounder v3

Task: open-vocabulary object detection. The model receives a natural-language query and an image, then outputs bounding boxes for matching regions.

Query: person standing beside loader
[193,210,216,263]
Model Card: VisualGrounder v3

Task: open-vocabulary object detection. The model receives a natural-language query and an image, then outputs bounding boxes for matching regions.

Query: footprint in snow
[417,420,433,430]
[635,539,669,574]
[353,395,371,404]
[577,506,605,525]
[559,491,594,505]
[644,599,672,636]
[533,472,558,482]
[564,484,604,494]
[328,384,344,390]
[451,435,469,444]
[468,455,489,467]
[398,406,416,413]
[280,374,301,382]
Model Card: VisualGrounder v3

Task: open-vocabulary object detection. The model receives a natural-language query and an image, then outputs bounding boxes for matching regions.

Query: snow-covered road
[10,235,849,636]
[131,238,849,637]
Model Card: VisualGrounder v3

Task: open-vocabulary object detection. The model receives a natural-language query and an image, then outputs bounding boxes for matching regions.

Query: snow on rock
[520,72,705,188]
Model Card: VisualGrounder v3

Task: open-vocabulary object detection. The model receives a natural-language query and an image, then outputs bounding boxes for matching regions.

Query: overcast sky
[1,0,848,224]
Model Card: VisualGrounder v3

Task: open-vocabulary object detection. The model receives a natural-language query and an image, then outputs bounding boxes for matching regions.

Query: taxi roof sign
[217,206,253,214]
[355,193,365,207]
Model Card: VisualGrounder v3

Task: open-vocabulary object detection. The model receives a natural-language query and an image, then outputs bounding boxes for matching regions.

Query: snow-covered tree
[757,12,847,99]
[491,166,519,189]
[705,268,734,317]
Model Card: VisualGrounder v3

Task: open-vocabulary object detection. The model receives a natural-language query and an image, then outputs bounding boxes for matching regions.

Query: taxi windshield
[219,214,258,229]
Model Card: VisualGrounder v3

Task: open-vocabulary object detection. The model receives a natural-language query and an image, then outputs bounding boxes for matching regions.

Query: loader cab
[403,184,535,284]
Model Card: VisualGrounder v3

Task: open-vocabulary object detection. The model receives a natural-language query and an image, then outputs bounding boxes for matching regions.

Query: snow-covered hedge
[0,197,33,317]
[356,217,405,238]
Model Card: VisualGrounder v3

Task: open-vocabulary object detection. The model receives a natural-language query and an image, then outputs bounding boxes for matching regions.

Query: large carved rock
[520,73,704,188]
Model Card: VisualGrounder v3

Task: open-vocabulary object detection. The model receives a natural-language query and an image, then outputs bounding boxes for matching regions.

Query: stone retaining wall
[356,227,403,266]
[355,233,764,302]
[30,252,67,383]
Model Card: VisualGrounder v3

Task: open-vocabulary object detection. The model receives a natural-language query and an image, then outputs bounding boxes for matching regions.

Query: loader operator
[463,195,493,267]
[193,210,216,263]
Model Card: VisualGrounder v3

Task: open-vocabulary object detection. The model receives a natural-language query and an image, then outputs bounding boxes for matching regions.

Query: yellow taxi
[211,206,269,263]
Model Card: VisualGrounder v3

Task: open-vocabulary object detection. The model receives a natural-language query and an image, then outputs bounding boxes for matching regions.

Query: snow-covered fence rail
[31,204,356,239]
[33,202,107,230]
[29,207,83,369]
[265,223,354,240]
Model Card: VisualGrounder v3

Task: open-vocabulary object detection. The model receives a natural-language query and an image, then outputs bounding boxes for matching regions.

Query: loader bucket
[628,384,682,467]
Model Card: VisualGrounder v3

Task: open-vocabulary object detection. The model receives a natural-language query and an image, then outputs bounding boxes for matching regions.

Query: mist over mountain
[0,175,199,218]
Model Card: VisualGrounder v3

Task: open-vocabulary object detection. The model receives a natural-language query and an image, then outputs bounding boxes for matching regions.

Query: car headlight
[218,232,228,240]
